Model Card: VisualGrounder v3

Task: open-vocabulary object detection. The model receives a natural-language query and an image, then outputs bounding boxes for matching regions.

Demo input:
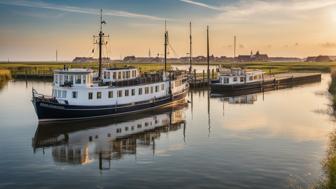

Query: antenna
[94,9,107,80]
[234,35,236,63]
[189,22,192,74]
[164,20,168,73]
[207,25,210,83]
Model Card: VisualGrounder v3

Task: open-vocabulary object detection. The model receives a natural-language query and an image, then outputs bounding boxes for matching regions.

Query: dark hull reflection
[32,103,187,169]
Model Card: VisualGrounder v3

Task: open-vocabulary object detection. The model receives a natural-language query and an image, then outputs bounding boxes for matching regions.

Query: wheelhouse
[53,69,94,87]
[102,67,138,83]
[218,68,264,85]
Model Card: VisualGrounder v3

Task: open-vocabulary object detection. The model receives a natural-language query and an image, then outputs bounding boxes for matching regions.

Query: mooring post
[194,69,196,82]
[203,70,205,82]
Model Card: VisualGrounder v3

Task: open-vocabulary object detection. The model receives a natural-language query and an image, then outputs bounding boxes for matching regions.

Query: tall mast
[98,9,106,80]
[207,25,210,82]
[164,20,168,73]
[189,22,192,74]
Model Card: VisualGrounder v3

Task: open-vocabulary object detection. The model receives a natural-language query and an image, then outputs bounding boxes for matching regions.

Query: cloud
[179,0,222,11]
[321,42,336,48]
[181,0,336,22]
[0,0,167,21]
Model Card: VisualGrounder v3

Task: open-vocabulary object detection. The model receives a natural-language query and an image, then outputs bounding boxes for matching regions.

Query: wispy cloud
[180,0,336,19]
[179,0,222,11]
[0,0,167,21]
[321,42,336,49]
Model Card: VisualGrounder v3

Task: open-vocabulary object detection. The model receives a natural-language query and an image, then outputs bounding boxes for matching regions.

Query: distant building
[305,55,332,62]
[72,57,111,63]
[237,51,269,62]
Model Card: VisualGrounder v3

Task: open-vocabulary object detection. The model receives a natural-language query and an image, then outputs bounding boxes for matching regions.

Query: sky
[1,0,336,61]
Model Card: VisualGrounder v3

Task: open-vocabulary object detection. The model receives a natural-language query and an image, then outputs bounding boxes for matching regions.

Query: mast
[164,20,168,73]
[234,35,236,63]
[98,9,106,80]
[189,22,192,74]
[207,25,210,83]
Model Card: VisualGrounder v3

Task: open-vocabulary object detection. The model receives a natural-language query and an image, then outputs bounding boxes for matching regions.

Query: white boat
[32,10,189,121]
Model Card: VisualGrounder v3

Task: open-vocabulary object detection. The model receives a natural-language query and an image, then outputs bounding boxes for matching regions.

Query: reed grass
[329,70,336,109]
[0,69,11,81]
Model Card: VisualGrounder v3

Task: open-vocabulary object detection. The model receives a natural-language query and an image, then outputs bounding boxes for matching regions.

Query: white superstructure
[51,67,188,106]
[217,68,264,85]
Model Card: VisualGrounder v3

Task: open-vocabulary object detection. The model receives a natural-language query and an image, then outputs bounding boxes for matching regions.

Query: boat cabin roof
[54,68,93,74]
[104,67,136,71]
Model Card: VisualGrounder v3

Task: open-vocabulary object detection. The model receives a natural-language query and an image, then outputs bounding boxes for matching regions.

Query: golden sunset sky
[1,0,336,61]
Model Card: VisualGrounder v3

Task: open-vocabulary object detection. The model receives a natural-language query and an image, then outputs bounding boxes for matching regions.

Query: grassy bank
[1,61,336,77]
[0,62,171,77]
[329,70,336,108]
[0,69,11,81]
[220,61,336,74]
[0,69,11,89]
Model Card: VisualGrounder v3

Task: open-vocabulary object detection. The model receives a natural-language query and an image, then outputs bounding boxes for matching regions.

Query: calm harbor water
[0,74,335,189]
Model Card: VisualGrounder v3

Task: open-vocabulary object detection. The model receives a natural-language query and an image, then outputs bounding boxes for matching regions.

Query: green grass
[1,61,336,77]
[218,61,336,74]
[0,62,171,76]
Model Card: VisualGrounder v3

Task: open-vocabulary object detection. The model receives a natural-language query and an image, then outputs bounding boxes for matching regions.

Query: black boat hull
[32,90,188,122]
[210,74,321,96]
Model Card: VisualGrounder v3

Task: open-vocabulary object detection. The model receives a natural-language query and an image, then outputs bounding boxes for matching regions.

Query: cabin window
[125,127,128,131]
[72,91,78,98]
[249,76,253,81]
[155,86,159,92]
[131,89,135,96]
[64,75,68,82]
[137,124,142,128]
[126,71,130,78]
[75,75,81,84]
[62,91,67,98]
[145,122,149,127]
[108,91,113,98]
[161,84,164,90]
[69,75,74,84]
[60,75,64,85]
[233,77,237,82]
[254,75,258,80]
[131,126,134,130]
[97,92,102,99]
[125,90,129,96]
[54,74,58,84]
[118,90,123,97]
[123,71,126,79]
[104,72,107,79]
[145,87,149,94]
[150,86,153,94]
[107,72,111,79]
[138,88,143,95]
[113,72,116,79]
[88,92,93,100]
[107,133,111,137]
[82,75,86,84]
[116,128,121,133]
[57,90,62,98]
[118,72,121,79]
[240,77,244,82]
[223,78,229,84]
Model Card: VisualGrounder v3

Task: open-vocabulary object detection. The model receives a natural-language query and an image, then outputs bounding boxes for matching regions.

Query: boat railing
[32,88,58,103]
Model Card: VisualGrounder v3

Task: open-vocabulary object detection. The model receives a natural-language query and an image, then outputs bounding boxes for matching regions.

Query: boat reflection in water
[220,94,258,104]
[32,103,187,169]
